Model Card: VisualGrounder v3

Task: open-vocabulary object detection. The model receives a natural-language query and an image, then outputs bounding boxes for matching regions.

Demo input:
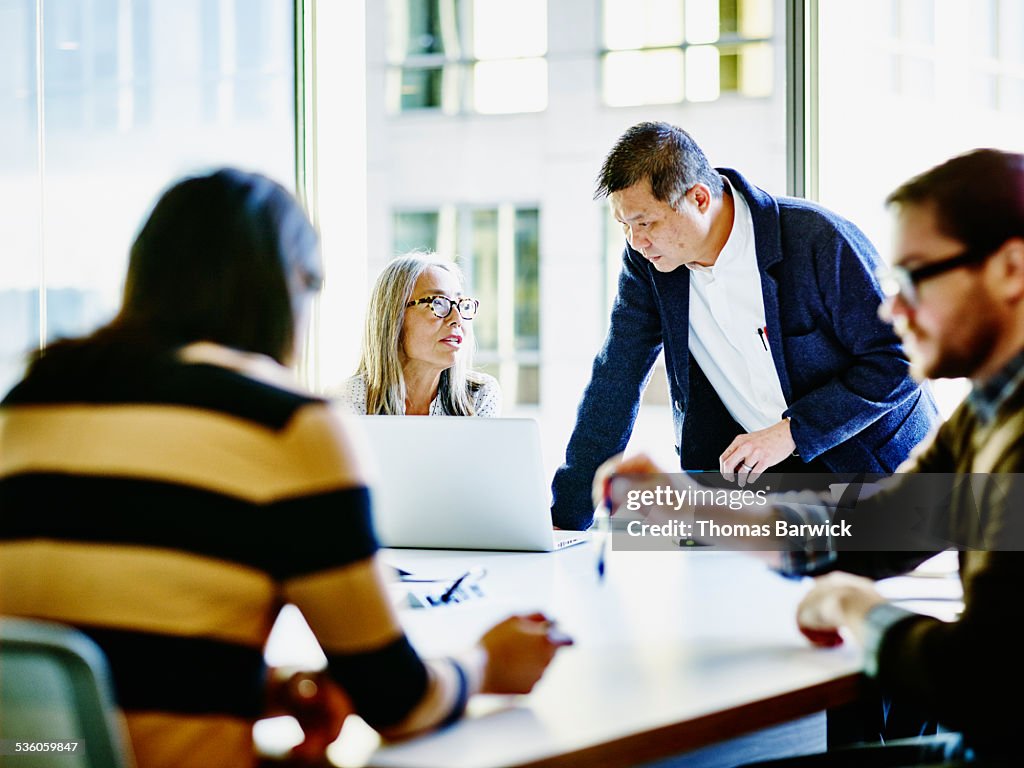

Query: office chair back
[0,617,134,768]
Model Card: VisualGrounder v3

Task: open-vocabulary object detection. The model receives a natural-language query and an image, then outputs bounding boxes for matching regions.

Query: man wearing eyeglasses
[785,147,1024,767]
[879,169,1023,385]
[552,122,938,532]
[600,148,1024,765]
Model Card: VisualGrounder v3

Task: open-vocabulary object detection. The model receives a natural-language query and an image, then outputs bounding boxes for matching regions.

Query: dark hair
[29,168,320,378]
[886,148,1024,254]
[594,121,724,206]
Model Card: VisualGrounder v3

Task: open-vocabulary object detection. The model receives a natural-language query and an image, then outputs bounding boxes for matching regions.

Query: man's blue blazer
[551,168,939,530]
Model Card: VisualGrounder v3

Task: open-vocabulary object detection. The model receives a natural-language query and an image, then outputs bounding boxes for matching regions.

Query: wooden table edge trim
[493,672,865,768]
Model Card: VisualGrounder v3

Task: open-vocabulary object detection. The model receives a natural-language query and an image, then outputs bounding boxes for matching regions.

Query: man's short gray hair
[595,122,723,208]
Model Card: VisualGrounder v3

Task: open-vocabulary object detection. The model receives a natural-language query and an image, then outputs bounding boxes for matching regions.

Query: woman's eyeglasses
[406,295,479,321]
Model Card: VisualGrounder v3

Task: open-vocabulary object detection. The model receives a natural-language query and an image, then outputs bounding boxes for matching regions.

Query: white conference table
[316,541,874,768]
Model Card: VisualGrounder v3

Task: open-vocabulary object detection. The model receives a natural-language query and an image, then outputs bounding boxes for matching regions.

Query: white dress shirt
[686,179,789,433]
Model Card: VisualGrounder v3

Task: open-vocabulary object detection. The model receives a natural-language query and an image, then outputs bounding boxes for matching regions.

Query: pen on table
[437,566,486,603]
[440,570,470,603]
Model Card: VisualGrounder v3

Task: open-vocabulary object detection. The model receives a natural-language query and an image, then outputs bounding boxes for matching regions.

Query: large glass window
[816,0,1024,416]
[386,0,548,114]
[391,205,541,406]
[602,0,773,107]
[968,0,1024,113]
[370,0,787,474]
[0,0,296,396]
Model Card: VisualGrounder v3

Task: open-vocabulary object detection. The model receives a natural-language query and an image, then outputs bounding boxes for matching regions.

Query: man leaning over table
[552,121,937,533]
[601,148,1024,767]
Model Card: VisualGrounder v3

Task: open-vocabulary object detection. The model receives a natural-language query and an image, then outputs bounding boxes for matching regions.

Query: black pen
[440,570,470,603]
[757,326,768,350]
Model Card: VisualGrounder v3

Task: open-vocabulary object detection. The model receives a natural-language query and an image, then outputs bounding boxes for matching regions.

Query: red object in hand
[799,625,844,647]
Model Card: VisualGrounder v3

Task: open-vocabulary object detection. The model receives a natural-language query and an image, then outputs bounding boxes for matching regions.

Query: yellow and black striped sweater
[0,345,472,768]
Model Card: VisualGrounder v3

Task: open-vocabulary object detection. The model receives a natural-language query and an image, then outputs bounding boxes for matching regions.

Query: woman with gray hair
[337,252,501,416]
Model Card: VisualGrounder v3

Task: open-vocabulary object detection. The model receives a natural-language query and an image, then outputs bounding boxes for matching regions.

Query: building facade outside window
[602,0,774,107]
[385,0,547,114]
[966,0,1024,113]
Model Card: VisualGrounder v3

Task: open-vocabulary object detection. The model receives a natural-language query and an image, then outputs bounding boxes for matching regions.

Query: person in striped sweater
[0,168,571,768]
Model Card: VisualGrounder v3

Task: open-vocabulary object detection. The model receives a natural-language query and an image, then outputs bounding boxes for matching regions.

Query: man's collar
[968,347,1024,423]
[686,177,744,274]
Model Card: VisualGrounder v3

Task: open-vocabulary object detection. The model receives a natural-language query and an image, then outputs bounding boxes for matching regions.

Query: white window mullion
[117,0,133,132]
[497,203,517,404]
[437,203,458,260]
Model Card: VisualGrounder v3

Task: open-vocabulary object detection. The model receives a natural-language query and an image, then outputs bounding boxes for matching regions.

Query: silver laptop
[346,415,586,552]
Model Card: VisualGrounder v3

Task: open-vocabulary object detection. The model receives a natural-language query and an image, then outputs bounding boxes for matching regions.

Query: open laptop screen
[343,415,577,551]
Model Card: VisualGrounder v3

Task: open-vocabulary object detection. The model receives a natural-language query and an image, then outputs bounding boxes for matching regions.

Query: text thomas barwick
[625,519,853,539]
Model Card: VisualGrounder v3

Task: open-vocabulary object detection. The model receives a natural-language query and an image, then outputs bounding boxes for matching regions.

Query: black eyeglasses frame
[405,295,479,321]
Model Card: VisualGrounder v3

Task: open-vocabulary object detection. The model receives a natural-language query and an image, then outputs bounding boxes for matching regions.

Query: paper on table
[384,563,488,610]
